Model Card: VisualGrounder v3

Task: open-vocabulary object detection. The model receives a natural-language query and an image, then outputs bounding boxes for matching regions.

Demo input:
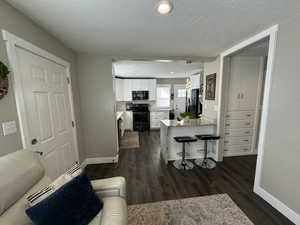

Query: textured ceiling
[234,38,269,57]
[5,0,300,58]
[114,60,203,78]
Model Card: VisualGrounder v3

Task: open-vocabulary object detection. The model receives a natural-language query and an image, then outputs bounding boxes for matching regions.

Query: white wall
[77,54,117,159]
[203,57,220,122]
[260,13,300,218]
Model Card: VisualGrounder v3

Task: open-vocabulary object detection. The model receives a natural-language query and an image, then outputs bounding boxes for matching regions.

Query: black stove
[127,104,150,132]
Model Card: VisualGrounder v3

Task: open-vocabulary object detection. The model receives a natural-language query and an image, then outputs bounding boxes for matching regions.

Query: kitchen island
[160,119,217,164]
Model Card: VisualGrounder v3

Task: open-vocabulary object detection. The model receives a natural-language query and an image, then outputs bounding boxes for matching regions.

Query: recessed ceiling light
[157,0,173,15]
[170,72,174,74]
[155,59,174,63]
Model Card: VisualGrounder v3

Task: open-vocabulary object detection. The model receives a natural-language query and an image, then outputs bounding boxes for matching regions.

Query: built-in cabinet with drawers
[223,56,264,156]
[150,111,169,129]
[115,78,157,101]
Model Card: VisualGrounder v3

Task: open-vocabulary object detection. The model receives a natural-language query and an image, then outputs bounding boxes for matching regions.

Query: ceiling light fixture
[170,72,174,74]
[157,0,173,15]
[155,59,174,63]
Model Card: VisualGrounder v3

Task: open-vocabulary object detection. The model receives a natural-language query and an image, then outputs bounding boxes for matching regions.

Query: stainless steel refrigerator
[186,89,202,118]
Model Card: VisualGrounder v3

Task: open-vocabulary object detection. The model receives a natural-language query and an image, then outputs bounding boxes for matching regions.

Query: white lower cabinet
[151,111,169,129]
[224,128,253,137]
[223,111,257,156]
[124,111,133,130]
[224,135,252,146]
[223,145,252,155]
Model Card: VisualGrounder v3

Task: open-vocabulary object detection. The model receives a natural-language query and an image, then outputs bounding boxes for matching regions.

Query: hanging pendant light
[157,0,173,15]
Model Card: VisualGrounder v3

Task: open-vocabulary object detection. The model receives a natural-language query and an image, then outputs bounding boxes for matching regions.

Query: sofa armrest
[91,177,126,199]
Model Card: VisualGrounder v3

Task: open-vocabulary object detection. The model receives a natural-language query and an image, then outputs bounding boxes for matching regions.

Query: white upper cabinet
[131,79,139,91]
[148,79,157,101]
[190,74,200,89]
[119,79,156,101]
[115,78,124,101]
[238,57,262,110]
[227,56,262,111]
[227,62,241,111]
[123,79,132,101]
[140,79,148,91]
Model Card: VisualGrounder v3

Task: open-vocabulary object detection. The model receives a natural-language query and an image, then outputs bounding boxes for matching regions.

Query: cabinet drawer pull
[246,114,252,117]
[245,122,251,125]
[226,124,230,126]
[225,132,230,135]
[243,148,249,151]
[224,149,228,152]
[243,140,249,142]
[224,141,229,143]
[226,115,230,118]
[244,131,250,134]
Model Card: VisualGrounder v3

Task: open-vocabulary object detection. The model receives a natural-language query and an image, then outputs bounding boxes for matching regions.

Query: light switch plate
[2,121,17,136]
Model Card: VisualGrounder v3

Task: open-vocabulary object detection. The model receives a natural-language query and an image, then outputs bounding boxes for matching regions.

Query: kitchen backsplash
[116,101,174,112]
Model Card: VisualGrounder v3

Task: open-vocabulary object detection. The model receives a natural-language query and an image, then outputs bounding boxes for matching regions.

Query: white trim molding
[217,24,300,224]
[2,30,80,162]
[255,186,300,224]
[81,156,119,168]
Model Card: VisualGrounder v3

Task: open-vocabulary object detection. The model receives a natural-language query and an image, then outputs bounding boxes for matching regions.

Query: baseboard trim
[223,152,257,157]
[254,186,300,224]
[81,155,118,168]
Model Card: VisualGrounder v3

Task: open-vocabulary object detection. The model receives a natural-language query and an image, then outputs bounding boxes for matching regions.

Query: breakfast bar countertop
[161,119,216,128]
[116,111,124,120]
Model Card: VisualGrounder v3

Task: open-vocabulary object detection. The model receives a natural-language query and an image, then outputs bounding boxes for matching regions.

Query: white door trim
[173,84,187,118]
[2,30,80,162]
[217,24,300,224]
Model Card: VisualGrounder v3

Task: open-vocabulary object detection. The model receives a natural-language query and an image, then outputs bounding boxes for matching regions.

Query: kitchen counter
[160,118,218,164]
[116,111,124,120]
[150,109,171,112]
[161,119,216,127]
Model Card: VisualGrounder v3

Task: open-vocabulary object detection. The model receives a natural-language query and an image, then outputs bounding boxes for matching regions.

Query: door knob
[31,138,38,145]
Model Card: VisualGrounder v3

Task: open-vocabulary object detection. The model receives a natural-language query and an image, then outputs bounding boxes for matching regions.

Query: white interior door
[174,85,187,118]
[16,47,77,179]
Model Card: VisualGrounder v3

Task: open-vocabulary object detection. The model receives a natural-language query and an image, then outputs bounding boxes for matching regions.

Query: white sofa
[0,151,128,225]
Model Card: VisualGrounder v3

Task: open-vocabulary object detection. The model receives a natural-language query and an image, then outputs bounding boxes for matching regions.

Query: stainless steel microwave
[132,91,149,100]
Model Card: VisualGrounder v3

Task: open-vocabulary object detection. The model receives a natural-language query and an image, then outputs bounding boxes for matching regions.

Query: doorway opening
[217,25,280,216]
[221,38,269,158]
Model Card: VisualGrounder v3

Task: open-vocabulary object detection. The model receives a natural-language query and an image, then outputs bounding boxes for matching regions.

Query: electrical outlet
[1,121,17,136]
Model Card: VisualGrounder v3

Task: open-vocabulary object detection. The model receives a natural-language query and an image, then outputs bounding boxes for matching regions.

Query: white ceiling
[6,0,300,58]
[113,60,203,78]
[235,39,269,57]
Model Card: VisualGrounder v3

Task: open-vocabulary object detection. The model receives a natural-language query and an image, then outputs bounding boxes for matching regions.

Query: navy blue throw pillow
[26,172,103,225]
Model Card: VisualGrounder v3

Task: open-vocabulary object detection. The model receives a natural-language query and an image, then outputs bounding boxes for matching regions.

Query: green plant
[0,61,10,79]
[177,112,196,121]
[179,112,196,119]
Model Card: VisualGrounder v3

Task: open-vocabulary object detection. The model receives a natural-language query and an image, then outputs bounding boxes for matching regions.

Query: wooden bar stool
[195,135,220,169]
[173,136,197,170]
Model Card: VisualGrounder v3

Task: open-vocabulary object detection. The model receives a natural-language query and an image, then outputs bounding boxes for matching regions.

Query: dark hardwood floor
[86,131,294,225]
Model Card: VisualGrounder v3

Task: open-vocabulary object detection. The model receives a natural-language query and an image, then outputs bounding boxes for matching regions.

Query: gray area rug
[128,194,254,225]
[120,131,140,149]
